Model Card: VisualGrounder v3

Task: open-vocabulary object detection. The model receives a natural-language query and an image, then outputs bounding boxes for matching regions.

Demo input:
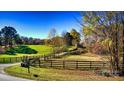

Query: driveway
[0,63,31,81]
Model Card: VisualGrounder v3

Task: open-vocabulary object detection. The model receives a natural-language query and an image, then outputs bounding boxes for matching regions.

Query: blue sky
[0,11,82,39]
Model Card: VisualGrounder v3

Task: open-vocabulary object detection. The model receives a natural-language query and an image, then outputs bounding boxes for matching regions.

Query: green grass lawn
[0,45,53,58]
[4,65,124,81]
[0,45,53,63]
[28,45,53,55]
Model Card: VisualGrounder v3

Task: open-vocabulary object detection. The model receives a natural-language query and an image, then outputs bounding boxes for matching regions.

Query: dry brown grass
[60,53,108,61]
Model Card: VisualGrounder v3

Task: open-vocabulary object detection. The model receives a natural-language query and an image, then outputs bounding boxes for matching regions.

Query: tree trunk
[108,46,113,74]
[115,29,119,72]
[112,15,120,75]
[122,19,124,75]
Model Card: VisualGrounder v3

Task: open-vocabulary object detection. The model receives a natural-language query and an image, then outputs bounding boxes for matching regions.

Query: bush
[5,45,38,55]
[97,69,111,77]
[5,48,16,55]
[16,46,37,54]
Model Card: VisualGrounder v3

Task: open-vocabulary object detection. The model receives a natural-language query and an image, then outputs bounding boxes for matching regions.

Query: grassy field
[0,45,53,58]
[28,45,53,55]
[4,65,124,81]
[55,53,109,61]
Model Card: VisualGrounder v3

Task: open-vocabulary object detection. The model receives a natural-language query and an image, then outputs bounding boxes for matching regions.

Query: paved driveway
[0,63,31,81]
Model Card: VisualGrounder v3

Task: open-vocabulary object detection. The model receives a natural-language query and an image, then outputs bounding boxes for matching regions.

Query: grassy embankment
[4,65,124,81]
[53,53,109,61]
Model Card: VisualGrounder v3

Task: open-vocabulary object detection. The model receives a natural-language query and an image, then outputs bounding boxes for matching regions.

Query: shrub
[17,46,38,54]
[23,48,37,54]
[5,48,16,55]
[5,45,38,55]
[97,69,111,77]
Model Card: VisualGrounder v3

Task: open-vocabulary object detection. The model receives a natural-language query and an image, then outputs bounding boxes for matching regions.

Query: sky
[0,11,82,39]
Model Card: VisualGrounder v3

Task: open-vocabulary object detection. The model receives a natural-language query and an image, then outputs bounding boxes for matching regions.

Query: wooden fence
[32,59,110,70]
[0,56,44,63]
[0,53,63,63]
[0,57,23,63]
[0,53,111,70]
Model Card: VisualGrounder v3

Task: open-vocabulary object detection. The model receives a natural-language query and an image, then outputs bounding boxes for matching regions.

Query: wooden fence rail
[32,59,110,70]
[0,57,23,63]
[0,53,114,71]
[0,53,63,63]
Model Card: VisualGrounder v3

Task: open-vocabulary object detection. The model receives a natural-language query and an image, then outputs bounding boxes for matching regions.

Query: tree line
[0,26,81,55]
[0,26,81,48]
[45,28,81,47]
[0,26,45,47]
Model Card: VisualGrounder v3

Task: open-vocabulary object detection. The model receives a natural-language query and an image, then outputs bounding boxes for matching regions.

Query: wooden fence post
[76,61,78,69]
[3,58,5,63]
[44,55,45,61]
[21,57,23,61]
[46,56,47,60]
[51,60,52,67]
[40,55,42,58]
[90,62,92,69]
[103,62,105,68]
[39,60,41,67]
[63,60,65,69]
[10,58,11,63]
[28,66,30,73]
[16,57,18,62]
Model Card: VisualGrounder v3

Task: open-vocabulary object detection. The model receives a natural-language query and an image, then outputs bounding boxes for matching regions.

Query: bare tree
[82,11,124,75]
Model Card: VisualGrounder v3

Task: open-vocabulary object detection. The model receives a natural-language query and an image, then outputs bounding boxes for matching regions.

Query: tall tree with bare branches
[82,11,124,75]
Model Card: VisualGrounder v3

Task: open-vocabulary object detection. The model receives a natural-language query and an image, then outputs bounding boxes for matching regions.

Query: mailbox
[21,62,29,68]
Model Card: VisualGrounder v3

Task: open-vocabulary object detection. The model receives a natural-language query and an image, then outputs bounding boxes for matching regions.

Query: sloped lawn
[4,65,124,81]
[53,53,109,61]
